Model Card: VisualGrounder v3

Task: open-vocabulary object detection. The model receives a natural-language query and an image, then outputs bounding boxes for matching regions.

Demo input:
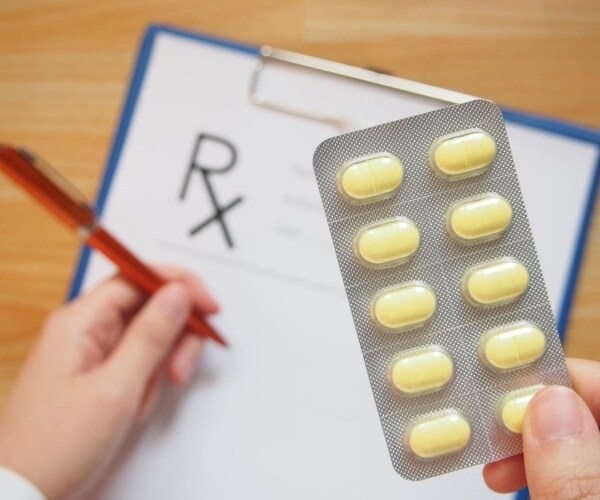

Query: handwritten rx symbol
[179,133,243,248]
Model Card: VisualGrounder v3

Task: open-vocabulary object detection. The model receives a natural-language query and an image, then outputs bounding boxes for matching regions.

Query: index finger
[153,265,220,315]
[75,264,219,321]
[66,265,218,358]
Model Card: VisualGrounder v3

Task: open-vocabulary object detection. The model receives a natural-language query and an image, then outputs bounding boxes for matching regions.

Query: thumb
[104,283,193,390]
[523,386,600,499]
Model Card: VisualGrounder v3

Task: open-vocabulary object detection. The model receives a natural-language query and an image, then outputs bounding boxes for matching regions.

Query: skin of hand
[484,358,600,498]
[0,267,219,499]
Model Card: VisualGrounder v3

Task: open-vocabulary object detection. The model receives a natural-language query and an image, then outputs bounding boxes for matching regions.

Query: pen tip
[211,333,229,348]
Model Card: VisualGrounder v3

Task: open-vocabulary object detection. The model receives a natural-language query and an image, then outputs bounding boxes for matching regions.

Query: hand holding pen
[0,145,228,347]
[0,265,219,498]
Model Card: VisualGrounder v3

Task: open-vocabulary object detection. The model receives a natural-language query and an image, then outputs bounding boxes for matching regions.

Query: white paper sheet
[75,31,599,499]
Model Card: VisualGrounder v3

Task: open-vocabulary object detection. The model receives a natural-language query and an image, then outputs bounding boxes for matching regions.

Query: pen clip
[0,145,97,233]
[18,148,95,212]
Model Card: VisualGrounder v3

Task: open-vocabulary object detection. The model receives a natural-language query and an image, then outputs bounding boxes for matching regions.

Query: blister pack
[312,99,570,480]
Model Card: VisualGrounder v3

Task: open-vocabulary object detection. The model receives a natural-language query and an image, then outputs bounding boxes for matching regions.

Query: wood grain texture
[0,0,599,403]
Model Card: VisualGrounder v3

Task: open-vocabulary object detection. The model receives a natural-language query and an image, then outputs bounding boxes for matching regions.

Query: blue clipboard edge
[66,25,600,499]
[501,108,600,342]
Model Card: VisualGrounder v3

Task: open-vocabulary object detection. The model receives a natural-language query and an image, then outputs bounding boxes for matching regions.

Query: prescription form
[72,27,599,499]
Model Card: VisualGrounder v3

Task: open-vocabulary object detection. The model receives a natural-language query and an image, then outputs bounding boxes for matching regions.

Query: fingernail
[531,387,583,443]
[156,284,190,323]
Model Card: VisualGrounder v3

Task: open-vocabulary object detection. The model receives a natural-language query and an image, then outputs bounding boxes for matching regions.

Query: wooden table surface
[1,0,599,403]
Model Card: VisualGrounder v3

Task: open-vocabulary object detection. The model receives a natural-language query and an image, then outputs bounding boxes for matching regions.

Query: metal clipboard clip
[249,46,476,131]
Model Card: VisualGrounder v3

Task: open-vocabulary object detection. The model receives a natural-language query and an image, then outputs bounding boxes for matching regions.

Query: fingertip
[482,462,499,491]
[205,300,220,315]
[152,265,220,315]
[189,281,220,315]
[177,273,219,314]
[157,282,194,320]
[166,366,179,385]
[167,334,203,385]
[482,455,526,493]
[167,362,187,386]
[168,360,198,386]
[482,461,505,492]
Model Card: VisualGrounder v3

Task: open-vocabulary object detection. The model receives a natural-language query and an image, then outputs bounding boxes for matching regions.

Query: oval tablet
[354,217,420,268]
[499,385,544,433]
[371,281,437,332]
[430,129,496,180]
[462,258,529,307]
[407,410,471,459]
[337,153,404,203]
[389,346,453,395]
[479,321,546,371]
[447,194,513,244]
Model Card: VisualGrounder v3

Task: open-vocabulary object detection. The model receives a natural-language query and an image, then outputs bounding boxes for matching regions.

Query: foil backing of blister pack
[312,99,570,480]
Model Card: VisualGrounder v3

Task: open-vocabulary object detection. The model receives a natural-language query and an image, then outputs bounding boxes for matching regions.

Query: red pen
[0,145,228,347]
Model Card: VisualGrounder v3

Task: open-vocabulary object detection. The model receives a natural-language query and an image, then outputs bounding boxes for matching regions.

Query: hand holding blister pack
[312,99,570,480]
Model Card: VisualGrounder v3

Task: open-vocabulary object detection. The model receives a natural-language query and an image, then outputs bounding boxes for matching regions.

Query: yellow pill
[479,322,546,371]
[462,258,529,307]
[389,346,453,395]
[371,282,437,332]
[337,153,404,203]
[407,411,471,459]
[430,129,496,180]
[447,194,513,244]
[354,217,420,268]
[500,385,544,433]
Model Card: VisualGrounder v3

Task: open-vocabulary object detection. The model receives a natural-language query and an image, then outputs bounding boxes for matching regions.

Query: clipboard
[68,24,600,500]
